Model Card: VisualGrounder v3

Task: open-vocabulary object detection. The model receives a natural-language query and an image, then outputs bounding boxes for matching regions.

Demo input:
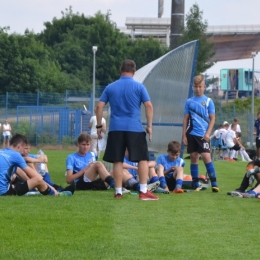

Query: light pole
[251,52,256,148]
[92,46,98,115]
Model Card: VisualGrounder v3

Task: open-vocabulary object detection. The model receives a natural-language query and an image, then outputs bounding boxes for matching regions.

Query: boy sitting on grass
[65,132,115,190]
[0,134,71,196]
[156,141,185,193]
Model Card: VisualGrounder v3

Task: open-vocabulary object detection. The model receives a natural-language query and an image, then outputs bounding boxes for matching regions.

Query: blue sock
[175,179,183,189]
[191,164,199,188]
[48,188,55,195]
[159,176,167,189]
[205,162,218,187]
[249,190,257,197]
[150,176,159,183]
[43,173,54,186]
[135,184,140,191]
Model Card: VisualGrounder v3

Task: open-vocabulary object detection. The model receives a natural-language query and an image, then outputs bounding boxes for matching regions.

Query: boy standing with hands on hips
[182,75,219,192]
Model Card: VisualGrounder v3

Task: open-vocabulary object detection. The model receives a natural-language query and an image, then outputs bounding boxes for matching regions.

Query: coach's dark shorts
[186,134,211,154]
[1,181,29,196]
[75,177,108,190]
[103,131,149,163]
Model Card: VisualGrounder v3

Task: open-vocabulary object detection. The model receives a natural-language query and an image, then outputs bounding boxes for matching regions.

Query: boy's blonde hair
[193,75,205,85]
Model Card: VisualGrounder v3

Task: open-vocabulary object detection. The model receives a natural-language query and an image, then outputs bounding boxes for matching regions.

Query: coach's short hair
[120,60,136,73]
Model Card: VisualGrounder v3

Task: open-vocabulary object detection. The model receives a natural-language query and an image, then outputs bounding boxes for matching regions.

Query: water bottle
[37,149,46,175]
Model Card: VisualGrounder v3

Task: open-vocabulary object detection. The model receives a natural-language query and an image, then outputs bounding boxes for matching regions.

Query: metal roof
[122,17,260,61]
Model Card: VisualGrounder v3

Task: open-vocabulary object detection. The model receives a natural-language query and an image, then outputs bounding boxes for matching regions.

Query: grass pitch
[0,150,257,260]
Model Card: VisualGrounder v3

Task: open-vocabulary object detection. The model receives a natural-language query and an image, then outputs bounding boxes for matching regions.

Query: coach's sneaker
[139,190,159,200]
[114,193,122,199]
[122,187,130,194]
[58,191,72,196]
[147,181,160,192]
[212,186,219,192]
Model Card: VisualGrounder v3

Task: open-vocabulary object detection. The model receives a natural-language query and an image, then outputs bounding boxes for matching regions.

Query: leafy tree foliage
[178,3,215,74]
[0,28,69,94]
[0,7,169,93]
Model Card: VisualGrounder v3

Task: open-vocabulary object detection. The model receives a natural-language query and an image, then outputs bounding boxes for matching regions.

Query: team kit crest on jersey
[201,101,206,106]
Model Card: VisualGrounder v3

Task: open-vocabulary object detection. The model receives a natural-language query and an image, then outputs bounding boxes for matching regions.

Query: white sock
[139,184,147,193]
[242,150,251,161]
[240,150,245,160]
[115,187,122,195]
[230,150,236,159]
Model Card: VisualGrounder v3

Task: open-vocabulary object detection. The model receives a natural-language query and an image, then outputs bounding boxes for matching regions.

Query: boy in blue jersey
[182,75,219,192]
[0,134,65,196]
[96,59,158,200]
[156,141,184,193]
[66,132,115,190]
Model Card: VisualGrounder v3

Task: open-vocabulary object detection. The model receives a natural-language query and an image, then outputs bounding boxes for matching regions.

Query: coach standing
[96,60,158,200]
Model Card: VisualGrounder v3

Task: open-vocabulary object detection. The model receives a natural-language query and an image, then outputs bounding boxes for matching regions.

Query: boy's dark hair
[10,134,28,147]
[77,132,92,143]
[120,60,136,73]
[167,141,181,154]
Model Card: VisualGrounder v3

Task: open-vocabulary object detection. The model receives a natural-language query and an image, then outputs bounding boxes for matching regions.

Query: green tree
[0,28,70,94]
[178,3,215,74]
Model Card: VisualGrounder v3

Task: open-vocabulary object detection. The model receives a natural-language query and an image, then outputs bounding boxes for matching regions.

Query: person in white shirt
[225,123,251,162]
[215,121,229,159]
[88,109,106,157]
[2,119,12,148]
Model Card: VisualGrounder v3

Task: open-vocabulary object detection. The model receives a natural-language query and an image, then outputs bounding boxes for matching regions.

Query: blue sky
[0,0,259,75]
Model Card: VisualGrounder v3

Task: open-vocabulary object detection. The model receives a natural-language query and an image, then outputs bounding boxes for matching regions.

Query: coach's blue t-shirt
[123,156,138,179]
[66,152,96,182]
[99,76,150,132]
[184,95,215,137]
[156,155,185,178]
[0,148,28,195]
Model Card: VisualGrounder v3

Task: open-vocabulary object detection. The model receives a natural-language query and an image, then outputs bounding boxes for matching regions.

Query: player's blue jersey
[184,95,215,137]
[99,76,150,132]
[66,152,96,183]
[123,156,138,179]
[156,154,185,178]
[0,148,28,195]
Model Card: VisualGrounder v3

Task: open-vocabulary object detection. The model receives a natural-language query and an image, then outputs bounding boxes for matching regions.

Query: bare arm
[182,114,189,145]
[143,101,153,142]
[15,168,30,181]
[66,163,92,184]
[96,101,106,139]
[203,114,215,142]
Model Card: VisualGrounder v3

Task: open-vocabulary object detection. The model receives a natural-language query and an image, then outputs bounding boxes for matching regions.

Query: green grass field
[0,150,258,260]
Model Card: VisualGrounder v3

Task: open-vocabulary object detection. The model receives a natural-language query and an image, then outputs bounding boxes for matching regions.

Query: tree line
[0,4,214,94]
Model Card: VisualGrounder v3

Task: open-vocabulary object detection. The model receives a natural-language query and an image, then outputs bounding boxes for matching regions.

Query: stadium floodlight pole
[92,46,98,115]
[251,52,256,148]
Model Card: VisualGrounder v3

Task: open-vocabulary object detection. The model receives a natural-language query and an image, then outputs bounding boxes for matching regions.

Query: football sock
[139,183,147,193]
[40,186,55,195]
[150,176,159,183]
[115,187,122,195]
[105,176,114,188]
[43,173,54,186]
[191,164,199,188]
[175,179,183,189]
[205,162,218,187]
[248,190,257,197]
[159,176,167,189]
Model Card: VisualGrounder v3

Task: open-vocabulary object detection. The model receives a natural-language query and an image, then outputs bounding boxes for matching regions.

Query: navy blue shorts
[103,131,149,163]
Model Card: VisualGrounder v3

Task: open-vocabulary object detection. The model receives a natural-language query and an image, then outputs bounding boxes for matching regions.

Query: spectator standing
[2,119,12,148]
[254,112,260,160]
